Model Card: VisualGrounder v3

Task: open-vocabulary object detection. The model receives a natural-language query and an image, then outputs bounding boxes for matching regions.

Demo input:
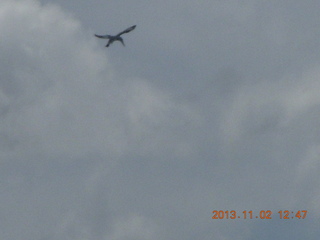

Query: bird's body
[95,25,136,47]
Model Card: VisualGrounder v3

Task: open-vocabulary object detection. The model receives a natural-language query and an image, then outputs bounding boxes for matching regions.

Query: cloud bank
[0,1,198,239]
[1,0,320,239]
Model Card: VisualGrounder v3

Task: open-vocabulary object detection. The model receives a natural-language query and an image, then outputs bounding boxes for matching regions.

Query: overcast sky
[1,0,320,239]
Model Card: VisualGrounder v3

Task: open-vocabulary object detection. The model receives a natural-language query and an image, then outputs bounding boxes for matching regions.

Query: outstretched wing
[117,25,136,36]
[94,34,111,39]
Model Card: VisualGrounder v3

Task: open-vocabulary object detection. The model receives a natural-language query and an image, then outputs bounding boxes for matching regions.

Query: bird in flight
[95,25,136,47]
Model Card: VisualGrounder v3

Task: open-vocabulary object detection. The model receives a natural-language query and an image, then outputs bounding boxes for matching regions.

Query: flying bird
[95,25,136,47]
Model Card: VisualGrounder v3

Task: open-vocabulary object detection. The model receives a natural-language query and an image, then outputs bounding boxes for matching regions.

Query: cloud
[0,0,199,158]
[0,1,201,239]
[2,1,320,239]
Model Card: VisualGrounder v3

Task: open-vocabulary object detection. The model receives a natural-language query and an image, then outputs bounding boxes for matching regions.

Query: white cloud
[0,0,198,160]
[2,0,320,239]
[109,214,156,240]
[0,1,199,239]
[221,65,320,145]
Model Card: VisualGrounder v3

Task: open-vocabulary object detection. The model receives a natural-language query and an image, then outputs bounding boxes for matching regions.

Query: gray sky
[1,0,320,239]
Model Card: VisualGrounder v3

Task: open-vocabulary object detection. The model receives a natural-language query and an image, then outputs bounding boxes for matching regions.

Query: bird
[95,25,136,47]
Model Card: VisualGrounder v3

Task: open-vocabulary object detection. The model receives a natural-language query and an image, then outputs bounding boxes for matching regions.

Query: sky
[1,0,320,239]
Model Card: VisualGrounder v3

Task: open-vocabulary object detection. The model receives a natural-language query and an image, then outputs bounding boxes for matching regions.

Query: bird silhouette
[95,25,136,47]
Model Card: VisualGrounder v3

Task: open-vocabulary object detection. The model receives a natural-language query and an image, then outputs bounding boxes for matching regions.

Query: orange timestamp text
[211,210,308,219]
